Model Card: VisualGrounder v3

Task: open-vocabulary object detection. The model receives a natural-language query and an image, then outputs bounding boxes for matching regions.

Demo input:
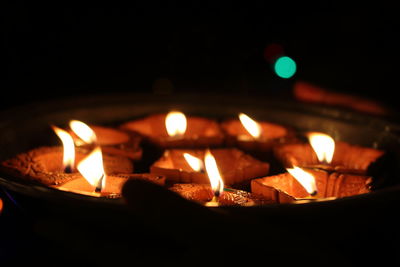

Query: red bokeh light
[264,43,285,63]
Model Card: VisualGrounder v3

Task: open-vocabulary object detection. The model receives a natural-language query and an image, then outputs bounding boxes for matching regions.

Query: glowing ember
[183,153,204,172]
[70,120,97,144]
[238,113,262,138]
[286,167,317,195]
[52,125,75,173]
[204,149,224,197]
[307,132,335,164]
[77,147,106,192]
[165,111,187,137]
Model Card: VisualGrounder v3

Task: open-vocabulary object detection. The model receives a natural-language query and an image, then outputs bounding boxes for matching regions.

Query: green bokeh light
[274,56,297,78]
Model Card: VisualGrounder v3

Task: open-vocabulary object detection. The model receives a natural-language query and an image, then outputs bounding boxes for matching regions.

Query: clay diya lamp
[120,111,226,170]
[169,150,271,206]
[54,147,165,197]
[251,167,372,203]
[169,183,272,206]
[150,148,270,188]
[0,123,134,186]
[265,132,379,203]
[221,113,296,173]
[221,113,295,152]
[0,145,133,186]
[69,120,142,161]
[273,132,384,175]
[120,111,225,148]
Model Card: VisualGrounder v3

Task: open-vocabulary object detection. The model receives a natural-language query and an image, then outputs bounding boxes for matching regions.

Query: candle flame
[70,120,97,144]
[307,132,335,164]
[183,153,204,172]
[52,125,75,172]
[287,167,317,195]
[165,111,187,137]
[238,113,262,138]
[204,150,224,196]
[77,147,106,192]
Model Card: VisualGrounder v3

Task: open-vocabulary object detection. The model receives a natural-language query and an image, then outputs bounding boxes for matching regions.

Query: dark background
[1,3,400,265]
[2,2,399,111]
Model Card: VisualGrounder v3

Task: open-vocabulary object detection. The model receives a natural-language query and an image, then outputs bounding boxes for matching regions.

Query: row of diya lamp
[0,112,385,206]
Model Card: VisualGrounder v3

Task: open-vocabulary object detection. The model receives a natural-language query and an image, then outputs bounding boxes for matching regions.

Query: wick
[211,183,223,202]
[310,190,318,197]
[95,174,105,193]
[64,165,73,174]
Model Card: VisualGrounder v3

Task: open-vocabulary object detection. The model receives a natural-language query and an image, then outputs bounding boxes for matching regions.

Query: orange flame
[70,120,105,192]
[165,111,187,137]
[286,167,317,195]
[239,113,262,138]
[183,153,204,172]
[52,125,75,173]
[69,120,97,144]
[204,150,224,197]
[307,132,335,164]
[77,147,106,192]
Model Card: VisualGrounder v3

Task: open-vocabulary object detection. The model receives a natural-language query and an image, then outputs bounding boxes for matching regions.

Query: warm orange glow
[204,150,224,196]
[52,125,75,172]
[77,147,106,192]
[69,120,97,144]
[287,167,317,195]
[307,132,335,164]
[183,153,204,172]
[238,113,262,138]
[165,111,187,137]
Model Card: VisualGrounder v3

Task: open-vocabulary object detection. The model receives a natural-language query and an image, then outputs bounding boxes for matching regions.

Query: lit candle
[166,151,266,206]
[120,112,224,149]
[54,142,165,197]
[0,145,133,186]
[52,120,163,197]
[221,113,294,167]
[56,121,121,196]
[251,166,372,203]
[55,171,166,197]
[252,167,321,203]
[71,120,106,193]
[77,147,106,194]
[274,131,384,174]
[150,148,270,186]
[204,149,224,207]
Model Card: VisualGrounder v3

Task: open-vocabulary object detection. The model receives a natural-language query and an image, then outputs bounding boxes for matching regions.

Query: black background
[2,2,399,111]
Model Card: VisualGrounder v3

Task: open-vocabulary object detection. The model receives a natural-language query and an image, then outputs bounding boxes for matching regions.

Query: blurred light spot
[264,43,284,63]
[274,56,297,79]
